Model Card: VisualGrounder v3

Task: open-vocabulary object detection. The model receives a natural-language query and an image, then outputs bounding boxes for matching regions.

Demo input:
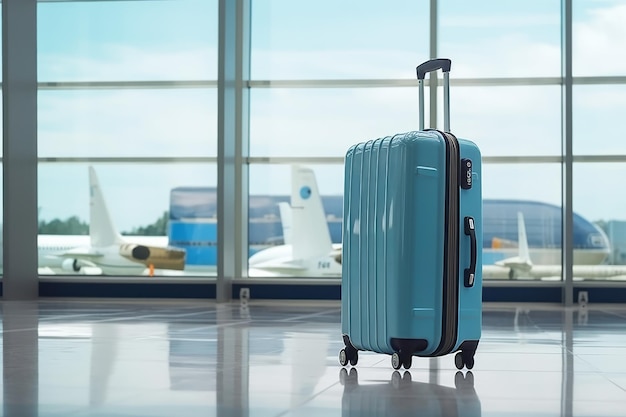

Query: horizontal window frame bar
[22,155,626,165]
[248,78,563,88]
[36,81,218,90]
[248,156,626,164]
[0,76,616,91]
[36,157,219,163]
[247,76,626,89]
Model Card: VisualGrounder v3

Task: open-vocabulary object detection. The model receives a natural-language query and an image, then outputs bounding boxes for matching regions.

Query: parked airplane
[277,202,292,245]
[38,166,185,276]
[483,212,626,280]
[248,166,341,277]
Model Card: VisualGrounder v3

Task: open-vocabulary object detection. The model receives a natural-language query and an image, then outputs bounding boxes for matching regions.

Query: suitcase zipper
[432,130,460,356]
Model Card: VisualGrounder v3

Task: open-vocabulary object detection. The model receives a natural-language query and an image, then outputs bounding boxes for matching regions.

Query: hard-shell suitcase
[339,58,482,370]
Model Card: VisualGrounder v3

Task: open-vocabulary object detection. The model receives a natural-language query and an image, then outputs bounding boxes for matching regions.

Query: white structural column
[2,0,38,299]
[217,0,250,302]
[561,0,574,306]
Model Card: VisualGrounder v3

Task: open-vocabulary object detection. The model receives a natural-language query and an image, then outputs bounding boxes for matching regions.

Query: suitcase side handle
[464,216,477,288]
[417,58,451,131]
[416,58,451,80]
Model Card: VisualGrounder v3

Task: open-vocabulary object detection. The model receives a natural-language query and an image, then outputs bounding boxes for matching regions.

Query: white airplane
[37,166,185,276]
[277,202,292,245]
[483,212,626,280]
[248,166,342,277]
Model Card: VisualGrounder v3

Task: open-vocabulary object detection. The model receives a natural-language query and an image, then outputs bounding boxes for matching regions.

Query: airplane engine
[61,258,82,273]
[119,243,186,271]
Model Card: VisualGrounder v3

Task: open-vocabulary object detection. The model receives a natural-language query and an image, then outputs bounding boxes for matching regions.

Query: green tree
[123,211,169,236]
[38,216,89,235]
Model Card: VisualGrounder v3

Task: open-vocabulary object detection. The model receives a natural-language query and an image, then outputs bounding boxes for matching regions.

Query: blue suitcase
[339,59,482,370]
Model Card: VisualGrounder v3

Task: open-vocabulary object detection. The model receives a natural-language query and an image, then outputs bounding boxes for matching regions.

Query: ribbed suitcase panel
[374,138,391,353]
[359,140,374,352]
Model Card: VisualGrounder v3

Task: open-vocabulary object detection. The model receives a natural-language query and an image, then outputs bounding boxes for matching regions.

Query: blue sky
[14,0,626,230]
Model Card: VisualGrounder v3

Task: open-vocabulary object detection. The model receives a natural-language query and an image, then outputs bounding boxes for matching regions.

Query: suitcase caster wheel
[454,352,464,370]
[402,354,412,370]
[339,349,348,366]
[465,356,475,370]
[349,350,359,366]
[391,352,402,370]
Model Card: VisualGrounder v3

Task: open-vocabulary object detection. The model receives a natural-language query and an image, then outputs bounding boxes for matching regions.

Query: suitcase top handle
[416,58,452,80]
[417,58,451,131]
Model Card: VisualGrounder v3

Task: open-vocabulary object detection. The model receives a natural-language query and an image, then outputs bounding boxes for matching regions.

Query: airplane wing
[59,247,104,259]
[248,261,307,276]
[55,247,103,268]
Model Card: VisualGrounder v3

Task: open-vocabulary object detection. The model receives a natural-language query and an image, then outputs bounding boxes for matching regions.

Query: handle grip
[416,58,451,80]
[464,216,477,287]
[417,58,451,131]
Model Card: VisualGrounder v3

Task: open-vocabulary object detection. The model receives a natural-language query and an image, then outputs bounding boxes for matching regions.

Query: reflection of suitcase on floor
[340,368,481,417]
[339,59,483,370]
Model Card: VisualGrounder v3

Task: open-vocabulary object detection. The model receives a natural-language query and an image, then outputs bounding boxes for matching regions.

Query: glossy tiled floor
[1,300,626,416]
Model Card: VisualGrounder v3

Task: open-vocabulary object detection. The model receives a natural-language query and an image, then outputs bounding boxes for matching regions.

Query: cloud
[573,4,626,75]
[38,88,218,158]
[39,45,218,82]
[442,14,560,29]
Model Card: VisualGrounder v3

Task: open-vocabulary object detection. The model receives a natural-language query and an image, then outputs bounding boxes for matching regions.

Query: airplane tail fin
[277,202,292,245]
[517,211,531,265]
[495,211,533,275]
[89,166,124,247]
[290,165,332,260]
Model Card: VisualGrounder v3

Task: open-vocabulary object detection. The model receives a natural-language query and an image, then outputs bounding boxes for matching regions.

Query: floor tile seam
[66,312,218,324]
[565,348,611,378]
[0,327,40,334]
[597,309,626,320]
[272,375,349,417]
[571,350,626,394]
[605,379,626,393]
[39,314,133,322]
[275,309,341,322]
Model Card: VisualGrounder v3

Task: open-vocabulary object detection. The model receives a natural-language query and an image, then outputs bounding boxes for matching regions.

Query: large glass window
[247,164,343,278]
[0,0,617,293]
[574,163,626,281]
[36,0,219,278]
[573,85,626,155]
[482,163,563,281]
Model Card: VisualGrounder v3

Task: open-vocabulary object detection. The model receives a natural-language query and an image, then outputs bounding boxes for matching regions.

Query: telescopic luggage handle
[416,58,451,132]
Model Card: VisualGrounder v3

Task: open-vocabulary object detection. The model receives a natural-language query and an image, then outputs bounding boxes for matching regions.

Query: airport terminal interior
[1,0,626,415]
